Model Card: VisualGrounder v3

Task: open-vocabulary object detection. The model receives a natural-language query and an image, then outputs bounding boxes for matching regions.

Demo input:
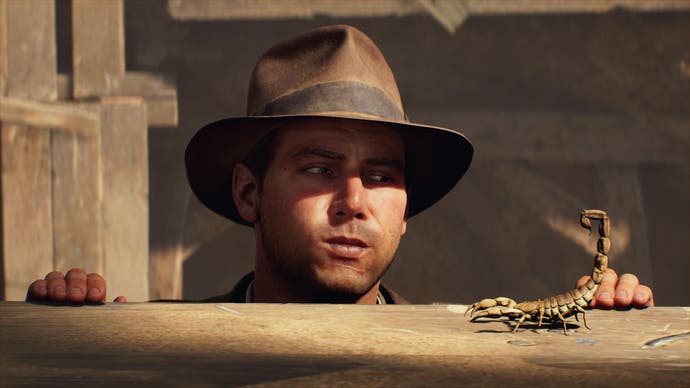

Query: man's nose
[329,176,367,221]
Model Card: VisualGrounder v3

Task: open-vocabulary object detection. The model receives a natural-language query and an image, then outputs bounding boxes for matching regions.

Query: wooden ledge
[1,302,688,386]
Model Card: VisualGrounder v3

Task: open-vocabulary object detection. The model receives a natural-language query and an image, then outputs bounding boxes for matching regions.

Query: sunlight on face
[256,118,408,301]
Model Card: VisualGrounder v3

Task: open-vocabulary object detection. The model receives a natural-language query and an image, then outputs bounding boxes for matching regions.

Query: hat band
[252,81,405,121]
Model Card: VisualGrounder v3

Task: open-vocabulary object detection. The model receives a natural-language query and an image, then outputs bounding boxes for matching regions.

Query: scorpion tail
[573,210,611,305]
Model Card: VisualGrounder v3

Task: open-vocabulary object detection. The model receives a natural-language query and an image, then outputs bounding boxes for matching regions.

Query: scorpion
[465,209,610,335]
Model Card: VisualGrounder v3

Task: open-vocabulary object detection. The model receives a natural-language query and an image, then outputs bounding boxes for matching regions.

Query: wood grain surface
[1,302,687,386]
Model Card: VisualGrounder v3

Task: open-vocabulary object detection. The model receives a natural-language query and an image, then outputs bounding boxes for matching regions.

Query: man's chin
[309,271,378,302]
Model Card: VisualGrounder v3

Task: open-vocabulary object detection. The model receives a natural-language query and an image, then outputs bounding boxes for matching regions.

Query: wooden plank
[167,0,422,19]
[72,0,125,98]
[461,0,690,14]
[413,110,688,163]
[0,124,53,300]
[167,0,690,20]
[0,96,98,134]
[51,103,103,275]
[1,302,688,386]
[57,72,178,127]
[0,0,57,100]
[0,0,58,301]
[111,71,177,97]
[0,0,6,96]
[113,72,177,126]
[100,97,148,301]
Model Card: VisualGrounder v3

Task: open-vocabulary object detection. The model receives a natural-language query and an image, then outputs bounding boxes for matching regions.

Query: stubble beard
[257,210,398,303]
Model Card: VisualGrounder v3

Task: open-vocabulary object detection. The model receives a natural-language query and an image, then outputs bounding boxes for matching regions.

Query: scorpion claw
[465,297,517,317]
[580,213,592,234]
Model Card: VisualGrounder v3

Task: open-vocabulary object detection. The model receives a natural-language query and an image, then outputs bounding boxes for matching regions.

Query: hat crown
[247,25,404,119]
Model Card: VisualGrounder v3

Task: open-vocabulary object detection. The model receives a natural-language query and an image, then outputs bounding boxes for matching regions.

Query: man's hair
[241,129,281,191]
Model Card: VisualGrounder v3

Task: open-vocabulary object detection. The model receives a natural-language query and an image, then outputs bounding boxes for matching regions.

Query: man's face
[255,119,408,301]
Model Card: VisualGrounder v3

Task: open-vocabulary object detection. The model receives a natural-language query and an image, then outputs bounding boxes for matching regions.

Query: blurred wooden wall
[0,0,177,301]
[140,0,688,304]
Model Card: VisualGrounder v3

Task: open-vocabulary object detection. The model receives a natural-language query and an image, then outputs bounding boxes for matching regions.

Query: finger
[86,273,107,303]
[45,271,67,302]
[594,268,618,309]
[26,279,48,301]
[575,275,591,289]
[632,284,654,307]
[113,295,127,303]
[65,268,88,304]
[614,273,639,307]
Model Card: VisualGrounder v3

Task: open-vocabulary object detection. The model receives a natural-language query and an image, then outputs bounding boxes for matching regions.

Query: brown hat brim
[185,114,473,226]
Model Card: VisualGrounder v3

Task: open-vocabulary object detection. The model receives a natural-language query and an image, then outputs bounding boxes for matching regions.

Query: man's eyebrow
[291,147,345,160]
[364,157,404,171]
[290,148,404,170]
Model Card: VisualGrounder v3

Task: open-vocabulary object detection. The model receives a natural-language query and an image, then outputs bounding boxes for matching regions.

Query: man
[26,25,653,307]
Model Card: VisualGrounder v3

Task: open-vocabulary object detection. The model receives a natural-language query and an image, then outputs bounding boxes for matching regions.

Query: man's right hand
[26,268,127,304]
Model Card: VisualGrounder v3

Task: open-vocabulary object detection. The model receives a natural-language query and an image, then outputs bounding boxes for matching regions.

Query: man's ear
[232,163,259,224]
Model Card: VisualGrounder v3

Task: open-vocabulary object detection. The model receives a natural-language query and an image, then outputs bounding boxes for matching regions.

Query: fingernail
[39,286,47,294]
[634,292,646,300]
[88,288,100,297]
[615,290,628,299]
[54,286,66,294]
[599,292,612,300]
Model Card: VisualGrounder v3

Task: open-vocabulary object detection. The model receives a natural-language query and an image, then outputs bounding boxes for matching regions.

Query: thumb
[113,295,127,303]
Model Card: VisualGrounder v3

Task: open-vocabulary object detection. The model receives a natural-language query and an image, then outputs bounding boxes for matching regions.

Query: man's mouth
[324,236,369,259]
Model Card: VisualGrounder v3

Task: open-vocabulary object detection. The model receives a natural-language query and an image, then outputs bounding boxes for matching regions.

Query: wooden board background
[1,302,688,386]
[0,0,57,301]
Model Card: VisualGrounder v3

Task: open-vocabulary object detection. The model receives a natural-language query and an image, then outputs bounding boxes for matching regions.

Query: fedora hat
[186,25,473,226]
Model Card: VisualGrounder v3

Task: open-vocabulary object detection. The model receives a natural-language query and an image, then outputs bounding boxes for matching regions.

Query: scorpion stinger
[464,209,611,335]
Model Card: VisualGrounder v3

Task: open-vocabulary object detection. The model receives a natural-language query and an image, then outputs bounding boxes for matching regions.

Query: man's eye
[304,166,331,175]
[368,174,392,183]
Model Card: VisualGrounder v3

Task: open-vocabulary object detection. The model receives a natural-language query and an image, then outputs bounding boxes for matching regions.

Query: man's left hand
[576,268,654,309]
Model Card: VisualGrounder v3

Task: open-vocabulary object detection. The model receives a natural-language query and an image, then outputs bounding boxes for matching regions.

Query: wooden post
[51,104,103,274]
[0,0,57,300]
[71,0,125,98]
[100,97,149,301]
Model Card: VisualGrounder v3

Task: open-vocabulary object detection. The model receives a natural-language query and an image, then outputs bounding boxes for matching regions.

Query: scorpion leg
[537,305,546,327]
[574,305,590,330]
[512,313,528,333]
[469,307,525,322]
[556,311,569,335]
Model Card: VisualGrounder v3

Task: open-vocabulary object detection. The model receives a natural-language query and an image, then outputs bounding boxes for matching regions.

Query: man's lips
[324,236,369,258]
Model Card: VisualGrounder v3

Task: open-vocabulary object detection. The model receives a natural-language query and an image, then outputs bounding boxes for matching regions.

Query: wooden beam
[167,0,690,20]
[0,0,57,301]
[57,72,178,127]
[412,110,688,163]
[111,72,177,127]
[72,0,125,98]
[167,0,423,19]
[51,103,103,276]
[460,0,690,14]
[2,303,689,386]
[100,97,149,301]
[0,96,98,135]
